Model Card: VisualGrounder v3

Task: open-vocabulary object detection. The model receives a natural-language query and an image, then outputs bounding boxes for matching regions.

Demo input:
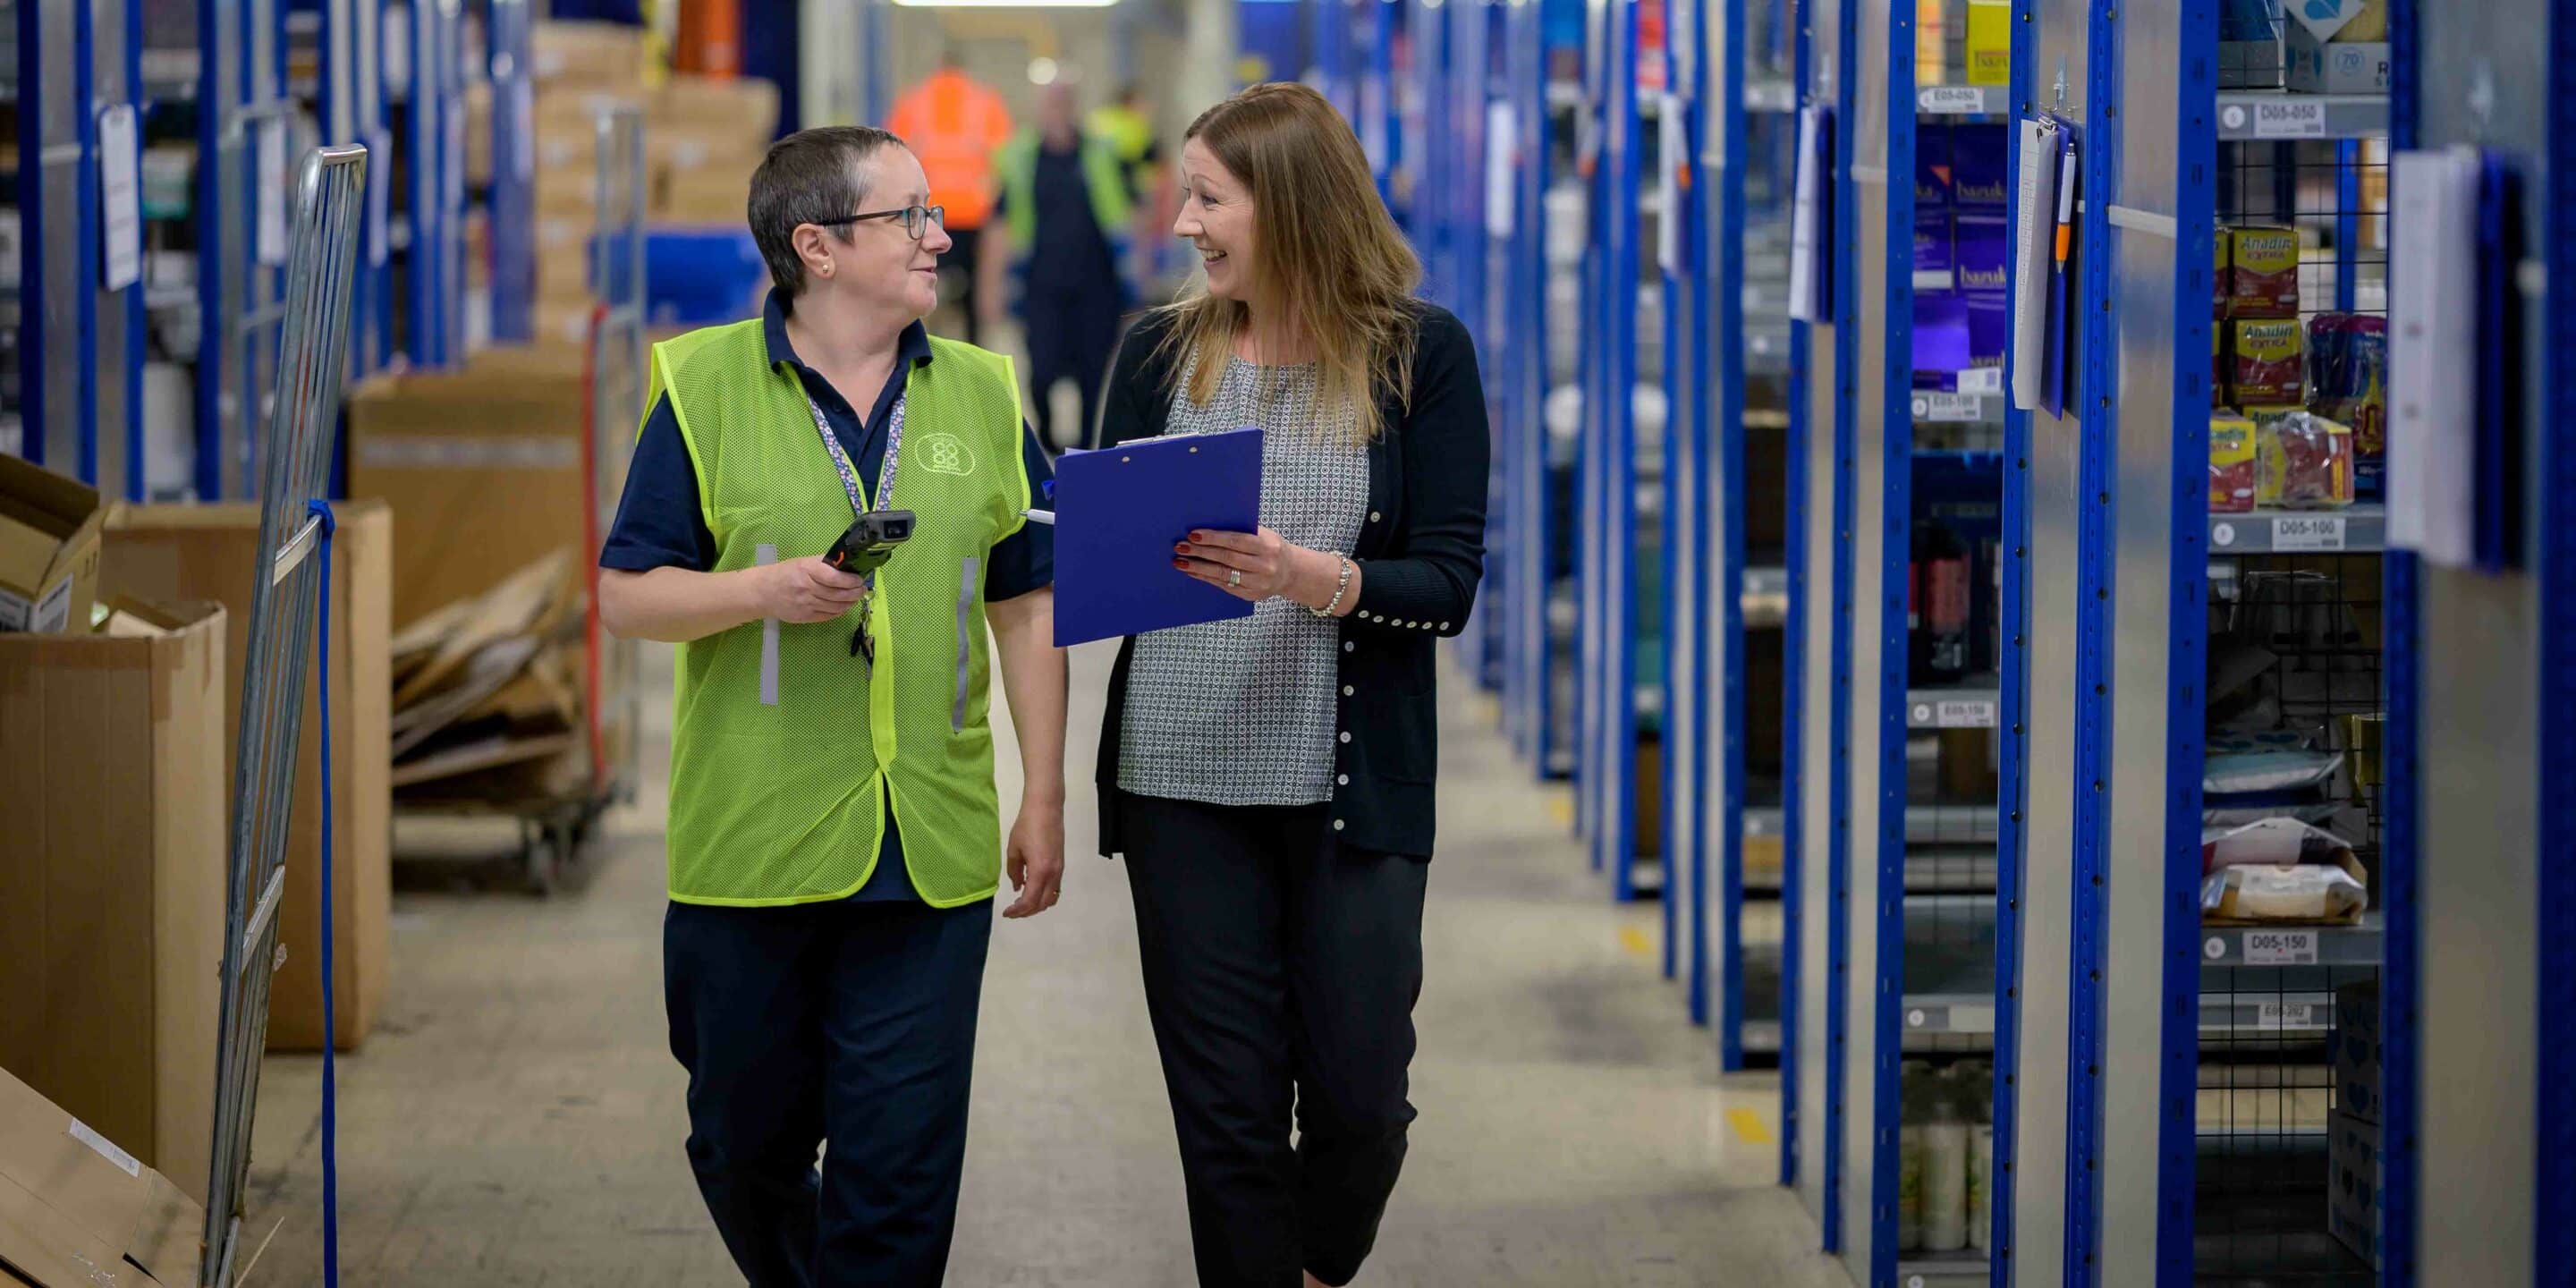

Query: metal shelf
[2199,988,2344,1035]
[1915,84,2012,116]
[2215,91,2390,141]
[1903,993,1998,1036]
[1743,846,1997,896]
[1910,388,2006,425]
[1908,681,2003,729]
[2207,504,2386,555]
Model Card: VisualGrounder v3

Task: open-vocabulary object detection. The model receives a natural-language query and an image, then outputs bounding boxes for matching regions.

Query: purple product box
[1914,291,1972,390]
[1964,289,2009,374]
[1949,124,2010,211]
[1916,123,1953,210]
[1917,206,1956,278]
[1953,213,2009,294]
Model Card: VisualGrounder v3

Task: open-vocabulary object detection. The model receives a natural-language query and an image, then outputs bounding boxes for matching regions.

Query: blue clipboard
[1052,428,1265,648]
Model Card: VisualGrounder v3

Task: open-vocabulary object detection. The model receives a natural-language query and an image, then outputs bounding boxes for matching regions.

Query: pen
[2052,142,2077,268]
[1022,509,1055,526]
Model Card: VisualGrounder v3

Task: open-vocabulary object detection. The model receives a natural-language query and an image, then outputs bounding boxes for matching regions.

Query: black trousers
[665,894,992,1288]
[1120,792,1430,1288]
[1021,284,1121,452]
[945,225,987,347]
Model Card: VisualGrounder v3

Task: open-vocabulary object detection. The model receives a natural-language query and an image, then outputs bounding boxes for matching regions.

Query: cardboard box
[345,350,592,630]
[2229,317,2305,405]
[655,162,755,226]
[0,597,225,1204]
[102,504,394,1053]
[2286,27,2391,94]
[0,1067,204,1288]
[530,20,647,89]
[1964,0,2011,85]
[2327,1110,2382,1268]
[2225,225,2301,318]
[2210,411,2258,513]
[649,74,779,143]
[0,454,105,634]
[2331,978,2382,1123]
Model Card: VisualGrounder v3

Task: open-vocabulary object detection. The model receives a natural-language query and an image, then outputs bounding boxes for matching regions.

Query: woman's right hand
[758,556,870,623]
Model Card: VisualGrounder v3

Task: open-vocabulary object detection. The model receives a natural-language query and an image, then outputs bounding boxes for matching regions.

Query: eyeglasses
[816,204,946,240]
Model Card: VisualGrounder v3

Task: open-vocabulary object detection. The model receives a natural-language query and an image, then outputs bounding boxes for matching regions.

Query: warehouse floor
[242,641,1847,1286]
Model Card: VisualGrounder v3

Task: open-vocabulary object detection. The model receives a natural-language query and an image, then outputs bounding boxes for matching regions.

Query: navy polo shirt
[603,291,1056,902]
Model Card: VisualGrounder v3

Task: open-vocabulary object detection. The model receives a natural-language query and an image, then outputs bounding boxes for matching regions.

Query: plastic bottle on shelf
[1899,1061,1928,1251]
[1912,517,1972,684]
[1961,1060,1994,1252]
[1922,1066,1971,1252]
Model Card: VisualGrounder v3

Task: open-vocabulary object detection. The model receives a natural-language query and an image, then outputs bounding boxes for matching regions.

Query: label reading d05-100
[2271,515,2347,551]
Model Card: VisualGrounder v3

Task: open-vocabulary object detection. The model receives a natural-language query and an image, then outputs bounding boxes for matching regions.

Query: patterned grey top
[1118,350,1370,806]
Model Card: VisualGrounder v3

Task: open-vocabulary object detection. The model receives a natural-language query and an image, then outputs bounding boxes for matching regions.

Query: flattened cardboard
[0,1066,204,1288]
[0,455,105,635]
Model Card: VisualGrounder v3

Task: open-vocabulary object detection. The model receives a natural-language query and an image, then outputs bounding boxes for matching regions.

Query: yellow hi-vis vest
[650,320,1029,907]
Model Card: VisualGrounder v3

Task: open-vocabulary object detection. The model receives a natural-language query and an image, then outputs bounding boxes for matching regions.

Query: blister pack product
[2308,311,2387,487]
[2201,860,2368,923]
[2256,410,2355,509]
[2211,411,2258,513]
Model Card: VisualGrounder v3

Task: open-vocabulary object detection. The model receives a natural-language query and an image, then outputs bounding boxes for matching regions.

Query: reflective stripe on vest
[648,321,1029,906]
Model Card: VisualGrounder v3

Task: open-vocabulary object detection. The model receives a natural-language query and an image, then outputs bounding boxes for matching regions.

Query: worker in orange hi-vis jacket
[886,52,1014,346]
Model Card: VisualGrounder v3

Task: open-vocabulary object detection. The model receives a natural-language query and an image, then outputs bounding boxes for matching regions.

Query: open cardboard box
[0,454,105,634]
[0,1067,204,1288]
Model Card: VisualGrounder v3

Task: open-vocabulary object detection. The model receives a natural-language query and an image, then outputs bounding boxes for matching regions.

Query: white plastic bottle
[1922,1067,1971,1252]
[1962,1061,1994,1252]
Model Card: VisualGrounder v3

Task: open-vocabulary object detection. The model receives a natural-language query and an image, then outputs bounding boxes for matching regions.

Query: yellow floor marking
[1727,1107,1775,1145]
[1618,927,1654,956]
[1548,796,1574,826]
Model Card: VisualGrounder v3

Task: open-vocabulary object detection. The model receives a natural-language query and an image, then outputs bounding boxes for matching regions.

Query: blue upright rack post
[488,0,535,343]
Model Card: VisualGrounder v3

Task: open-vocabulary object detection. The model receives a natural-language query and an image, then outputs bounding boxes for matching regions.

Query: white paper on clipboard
[2009,116,2057,411]
[1487,100,1517,240]
[1787,106,1823,322]
[2385,147,2479,568]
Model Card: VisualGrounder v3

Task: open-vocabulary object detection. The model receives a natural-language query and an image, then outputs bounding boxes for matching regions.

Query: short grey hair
[749,126,907,309]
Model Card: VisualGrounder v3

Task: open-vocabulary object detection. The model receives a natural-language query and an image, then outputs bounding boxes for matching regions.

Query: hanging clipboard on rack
[2009,114,2079,417]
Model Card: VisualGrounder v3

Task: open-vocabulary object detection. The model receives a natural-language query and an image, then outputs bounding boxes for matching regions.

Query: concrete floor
[242,641,1849,1286]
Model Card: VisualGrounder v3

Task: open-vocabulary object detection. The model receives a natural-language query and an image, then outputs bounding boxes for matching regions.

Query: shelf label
[2254,1001,2322,1030]
[2250,98,2328,139]
[2240,928,2319,965]
[98,105,142,292]
[1915,697,1998,728]
[1917,393,1984,422]
[256,118,289,267]
[2271,515,2347,551]
[1919,86,1987,114]
[1956,366,2005,394]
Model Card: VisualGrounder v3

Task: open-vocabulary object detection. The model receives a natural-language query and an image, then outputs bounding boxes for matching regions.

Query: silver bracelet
[1310,554,1354,618]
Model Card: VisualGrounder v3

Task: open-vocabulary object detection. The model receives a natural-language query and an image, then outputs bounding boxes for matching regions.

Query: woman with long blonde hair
[1089,82,1489,1287]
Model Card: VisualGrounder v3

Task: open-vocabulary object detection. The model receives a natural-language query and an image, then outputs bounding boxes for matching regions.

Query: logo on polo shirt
[920,433,975,477]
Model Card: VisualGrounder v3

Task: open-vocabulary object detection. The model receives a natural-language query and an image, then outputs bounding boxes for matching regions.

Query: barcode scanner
[824,510,916,577]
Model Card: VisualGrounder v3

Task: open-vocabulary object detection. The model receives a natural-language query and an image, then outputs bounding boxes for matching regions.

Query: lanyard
[804,390,907,596]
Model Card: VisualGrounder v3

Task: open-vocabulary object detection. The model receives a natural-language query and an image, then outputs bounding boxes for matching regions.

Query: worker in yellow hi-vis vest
[597,125,1066,1288]
[986,82,1137,451]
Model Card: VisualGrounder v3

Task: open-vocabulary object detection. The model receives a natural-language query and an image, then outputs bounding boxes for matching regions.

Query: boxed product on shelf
[0,1066,206,1288]
[0,596,226,1205]
[1955,213,2010,375]
[2330,978,2382,1123]
[2285,26,2391,94]
[649,74,780,142]
[2211,411,2258,513]
[2327,1111,2383,1268]
[2224,225,2301,318]
[1915,293,1972,389]
[0,453,105,633]
[2200,814,2354,873]
[1949,126,2009,210]
[1964,292,2009,385]
[2201,859,2368,924]
[531,20,649,89]
[2228,317,2306,405]
[2308,312,2387,491]
[1965,0,2011,85]
[102,504,394,1054]
[2256,409,2356,509]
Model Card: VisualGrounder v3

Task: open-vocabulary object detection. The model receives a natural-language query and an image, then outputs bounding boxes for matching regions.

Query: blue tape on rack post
[306,498,341,1288]
[2378,7,2421,1281]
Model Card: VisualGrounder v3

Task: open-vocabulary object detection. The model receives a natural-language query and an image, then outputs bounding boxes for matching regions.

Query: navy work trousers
[1119,792,1430,1288]
[664,888,993,1288]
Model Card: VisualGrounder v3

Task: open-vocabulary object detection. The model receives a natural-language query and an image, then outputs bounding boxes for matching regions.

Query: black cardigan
[1091,302,1490,859]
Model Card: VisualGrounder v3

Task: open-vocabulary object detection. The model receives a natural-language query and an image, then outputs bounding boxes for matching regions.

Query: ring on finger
[1228,568,1242,587]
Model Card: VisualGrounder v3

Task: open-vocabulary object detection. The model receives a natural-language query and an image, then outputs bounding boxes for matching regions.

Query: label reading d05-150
[2239,928,2319,965]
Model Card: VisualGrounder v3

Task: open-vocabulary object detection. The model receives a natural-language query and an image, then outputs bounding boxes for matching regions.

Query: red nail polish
[1173,559,1189,570]
[1175,543,1191,555]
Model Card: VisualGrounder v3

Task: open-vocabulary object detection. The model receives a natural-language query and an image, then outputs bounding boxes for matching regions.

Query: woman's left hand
[1174,527,1326,605]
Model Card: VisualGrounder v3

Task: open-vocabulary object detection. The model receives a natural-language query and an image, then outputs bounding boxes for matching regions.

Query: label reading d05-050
[2252,98,2328,138]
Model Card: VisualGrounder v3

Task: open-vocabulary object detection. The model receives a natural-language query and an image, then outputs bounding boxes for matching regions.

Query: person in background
[1090,83,1489,1288]
[1088,80,1172,287]
[989,81,1134,452]
[887,51,1013,345]
[597,125,1066,1288]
